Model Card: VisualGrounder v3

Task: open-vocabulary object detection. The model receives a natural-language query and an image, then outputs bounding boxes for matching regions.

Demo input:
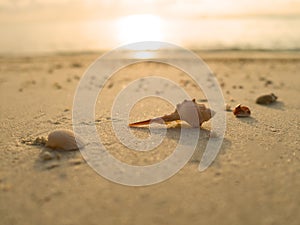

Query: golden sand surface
[0,51,299,225]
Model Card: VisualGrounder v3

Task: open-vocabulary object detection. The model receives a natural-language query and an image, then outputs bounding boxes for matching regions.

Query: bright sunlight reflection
[117,14,164,46]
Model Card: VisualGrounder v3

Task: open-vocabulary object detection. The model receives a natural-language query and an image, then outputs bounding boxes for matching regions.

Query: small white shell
[45,129,85,151]
[225,103,231,111]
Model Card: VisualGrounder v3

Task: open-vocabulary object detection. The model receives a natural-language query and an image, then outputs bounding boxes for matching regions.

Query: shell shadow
[129,124,231,164]
[187,129,231,163]
[236,116,258,125]
[33,145,83,171]
[257,101,285,111]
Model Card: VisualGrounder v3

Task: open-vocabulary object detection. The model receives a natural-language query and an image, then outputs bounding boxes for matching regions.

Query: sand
[0,51,299,225]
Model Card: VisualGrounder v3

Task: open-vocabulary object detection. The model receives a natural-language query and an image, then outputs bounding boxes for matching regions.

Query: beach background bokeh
[1,0,300,55]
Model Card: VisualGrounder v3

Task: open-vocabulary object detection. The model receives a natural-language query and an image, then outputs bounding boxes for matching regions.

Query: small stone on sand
[256,93,277,105]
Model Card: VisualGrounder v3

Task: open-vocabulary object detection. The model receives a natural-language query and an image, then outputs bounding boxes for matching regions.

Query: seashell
[256,93,277,105]
[225,103,232,112]
[129,99,215,128]
[45,129,85,151]
[233,104,251,117]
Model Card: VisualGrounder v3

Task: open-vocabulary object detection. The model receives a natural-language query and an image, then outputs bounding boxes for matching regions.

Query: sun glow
[117,14,164,44]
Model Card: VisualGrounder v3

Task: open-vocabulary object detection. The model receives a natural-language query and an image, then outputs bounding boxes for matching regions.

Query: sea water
[1,15,300,55]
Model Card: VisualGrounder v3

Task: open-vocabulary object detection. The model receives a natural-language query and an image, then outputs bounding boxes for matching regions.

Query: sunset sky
[1,0,300,22]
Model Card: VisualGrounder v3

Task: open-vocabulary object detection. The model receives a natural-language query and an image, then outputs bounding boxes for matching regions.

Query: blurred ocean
[1,15,300,55]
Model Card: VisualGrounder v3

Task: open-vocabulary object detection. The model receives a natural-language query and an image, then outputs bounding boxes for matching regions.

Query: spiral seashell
[129,99,215,128]
[45,129,85,151]
[175,99,214,127]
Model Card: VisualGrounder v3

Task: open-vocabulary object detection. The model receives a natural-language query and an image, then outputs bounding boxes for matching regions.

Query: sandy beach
[0,51,300,225]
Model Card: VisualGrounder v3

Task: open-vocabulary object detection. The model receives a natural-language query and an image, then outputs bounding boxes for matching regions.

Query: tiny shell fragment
[233,104,251,117]
[225,104,232,112]
[256,93,277,105]
[46,129,85,151]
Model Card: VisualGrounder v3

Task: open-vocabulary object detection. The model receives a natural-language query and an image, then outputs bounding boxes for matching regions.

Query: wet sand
[0,51,299,225]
